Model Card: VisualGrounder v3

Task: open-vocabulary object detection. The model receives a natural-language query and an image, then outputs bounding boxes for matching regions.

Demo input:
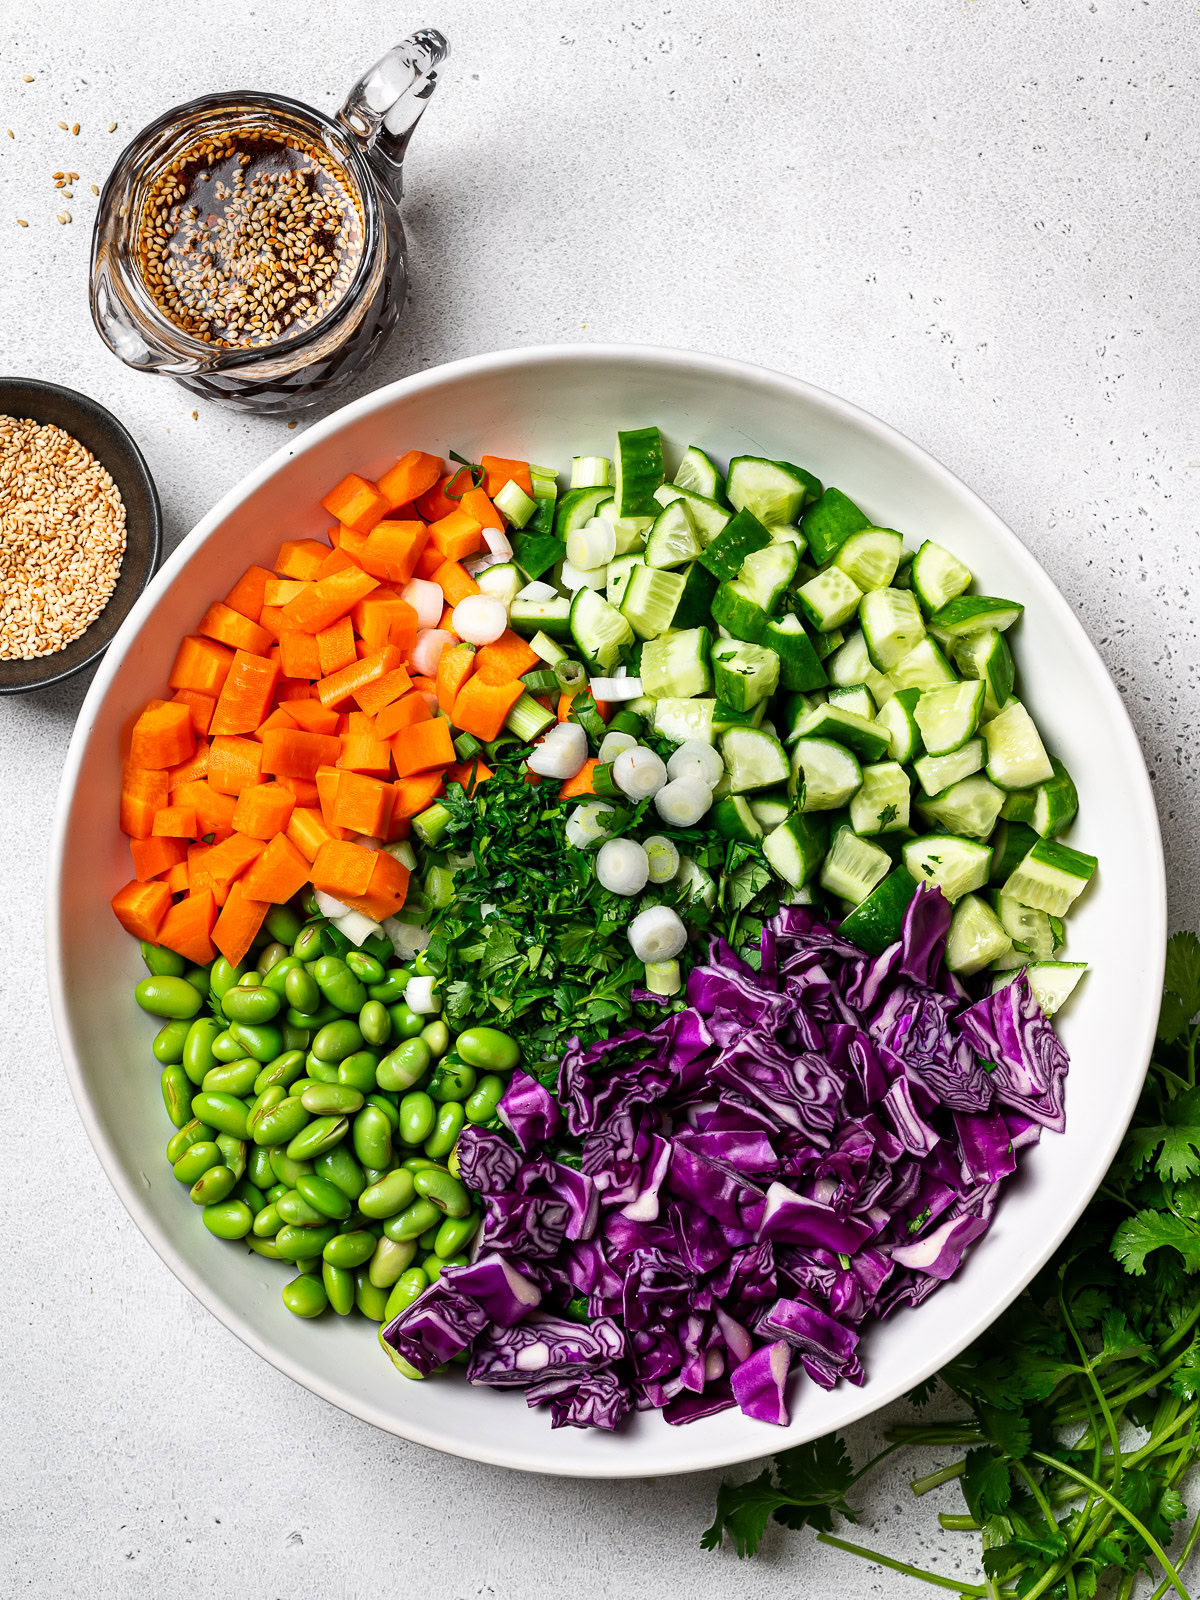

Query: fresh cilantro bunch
[704,933,1200,1599]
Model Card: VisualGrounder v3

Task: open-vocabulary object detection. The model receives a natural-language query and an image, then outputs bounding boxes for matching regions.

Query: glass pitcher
[89,30,449,414]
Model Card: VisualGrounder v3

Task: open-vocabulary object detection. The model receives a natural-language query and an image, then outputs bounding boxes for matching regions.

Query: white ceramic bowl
[48,345,1164,1477]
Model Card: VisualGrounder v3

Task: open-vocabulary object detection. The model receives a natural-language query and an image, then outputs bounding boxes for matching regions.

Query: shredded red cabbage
[380,885,1069,1430]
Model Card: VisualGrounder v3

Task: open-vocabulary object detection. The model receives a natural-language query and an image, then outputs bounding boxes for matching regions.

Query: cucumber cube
[698,508,771,582]
[795,568,864,632]
[888,637,958,693]
[1003,838,1097,916]
[764,813,829,887]
[860,588,927,671]
[838,866,920,955]
[983,699,1055,790]
[911,541,973,614]
[762,613,828,692]
[834,528,903,592]
[849,762,911,835]
[945,894,1013,974]
[641,627,713,698]
[619,564,684,639]
[929,595,1024,637]
[712,639,781,712]
[801,487,871,564]
[953,627,1014,720]
[916,774,1005,840]
[820,826,891,903]
[653,698,717,745]
[914,680,985,756]
[902,835,993,902]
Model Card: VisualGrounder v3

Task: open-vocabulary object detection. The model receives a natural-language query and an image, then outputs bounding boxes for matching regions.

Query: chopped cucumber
[914,680,985,756]
[945,894,1013,975]
[668,561,718,631]
[674,445,726,501]
[788,737,863,811]
[902,835,992,902]
[606,553,645,608]
[1003,838,1097,916]
[712,795,763,842]
[652,484,731,544]
[654,697,717,745]
[719,727,790,792]
[990,892,1060,961]
[834,528,903,592]
[917,773,1005,839]
[748,791,792,830]
[913,738,985,796]
[595,495,653,553]
[825,630,893,706]
[991,961,1087,1017]
[983,698,1054,790]
[510,529,566,582]
[802,487,870,564]
[763,613,828,692]
[828,684,876,721]
[554,485,613,541]
[952,628,1014,720]
[640,626,712,698]
[697,508,771,582]
[619,564,683,639]
[674,855,717,908]
[613,426,665,516]
[764,813,828,887]
[929,595,1024,638]
[849,762,911,835]
[838,866,919,955]
[911,541,973,614]
[645,499,704,569]
[820,826,891,903]
[712,543,799,642]
[569,588,634,670]
[988,821,1040,887]
[860,588,927,671]
[795,567,863,632]
[1000,757,1078,839]
[713,698,767,733]
[792,703,891,762]
[875,686,922,764]
[476,561,521,609]
[727,456,819,527]
[887,637,957,693]
[510,593,572,638]
[712,638,780,711]
[778,691,823,746]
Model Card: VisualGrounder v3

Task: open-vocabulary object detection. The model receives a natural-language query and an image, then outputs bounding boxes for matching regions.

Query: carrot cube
[451,675,525,743]
[320,472,390,535]
[286,698,340,734]
[169,634,235,698]
[481,455,533,497]
[428,510,484,563]
[280,565,379,634]
[391,772,445,819]
[275,539,330,580]
[120,763,170,839]
[231,782,296,840]
[277,774,321,808]
[391,716,456,777]
[359,521,430,585]
[317,614,357,677]
[170,689,216,738]
[130,835,189,882]
[224,564,274,624]
[152,806,198,838]
[286,806,345,862]
[431,559,480,607]
[377,449,443,511]
[264,577,308,607]
[197,600,273,656]
[474,630,539,684]
[157,889,218,965]
[311,838,377,898]
[130,699,196,771]
[377,691,433,741]
[331,771,393,836]
[240,832,311,904]
[211,879,270,968]
[261,727,342,780]
[279,628,322,680]
[316,644,404,711]
[173,779,237,840]
[209,649,281,738]
[353,664,413,717]
[207,735,264,795]
[111,878,172,941]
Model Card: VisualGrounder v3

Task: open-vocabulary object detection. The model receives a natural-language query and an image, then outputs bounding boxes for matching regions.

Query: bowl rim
[45,343,1166,1476]
[0,375,163,694]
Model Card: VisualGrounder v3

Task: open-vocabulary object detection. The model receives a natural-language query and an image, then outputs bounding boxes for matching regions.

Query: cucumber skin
[838,866,920,955]
[697,508,771,583]
[801,487,871,564]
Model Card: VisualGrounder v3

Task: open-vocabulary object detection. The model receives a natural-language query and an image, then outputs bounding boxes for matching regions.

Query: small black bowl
[0,377,162,693]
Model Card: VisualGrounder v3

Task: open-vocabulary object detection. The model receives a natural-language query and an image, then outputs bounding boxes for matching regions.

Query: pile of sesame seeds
[135,128,364,347]
[0,417,127,660]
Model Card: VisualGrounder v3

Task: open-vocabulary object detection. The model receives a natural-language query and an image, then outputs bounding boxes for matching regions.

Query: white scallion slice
[595,838,650,895]
[628,905,687,962]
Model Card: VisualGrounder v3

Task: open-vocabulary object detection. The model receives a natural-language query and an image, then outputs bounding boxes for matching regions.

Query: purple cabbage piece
[675,1127,779,1174]
[666,1143,766,1233]
[525,1369,632,1430]
[757,1180,876,1255]
[730,1340,792,1425]
[481,1193,571,1259]
[664,1380,736,1425]
[380,1281,489,1376]
[516,1159,599,1240]
[712,1037,846,1142]
[759,1294,865,1389]
[956,975,1070,1132]
[442,1254,542,1326]
[898,883,953,985]
[882,1077,941,1156]
[889,1207,992,1278]
[497,1069,562,1151]
[621,1134,673,1222]
[954,1110,1018,1184]
[467,1313,626,1387]
[455,1127,520,1195]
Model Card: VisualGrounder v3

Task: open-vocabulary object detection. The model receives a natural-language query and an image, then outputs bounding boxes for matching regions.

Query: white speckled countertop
[2,2,1197,1594]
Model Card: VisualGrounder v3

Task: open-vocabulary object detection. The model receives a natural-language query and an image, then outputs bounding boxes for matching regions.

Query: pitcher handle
[337,28,449,201]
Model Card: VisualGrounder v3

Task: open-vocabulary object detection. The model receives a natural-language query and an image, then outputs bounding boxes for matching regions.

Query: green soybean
[354,1270,390,1322]
[210,1029,243,1064]
[413,1166,470,1218]
[322,1230,375,1269]
[345,950,386,984]
[313,1147,366,1201]
[252,1202,283,1238]
[455,1025,521,1073]
[265,1182,288,1203]
[384,1266,429,1321]
[202,1198,253,1239]
[246,1087,291,1142]
[137,976,203,1021]
[301,1084,364,1116]
[160,1065,192,1128]
[209,958,247,1000]
[292,924,324,962]
[269,1149,312,1187]
[220,985,282,1025]
[353,1105,393,1169]
[465,1074,505,1125]
[276,1189,327,1227]
[417,1222,441,1251]
[166,1119,213,1163]
[420,1020,450,1055]
[172,1140,223,1185]
[152,1020,190,1065]
[313,956,367,1014]
[367,1235,416,1288]
[228,1021,283,1063]
[189,1091,249,1138]
[398,1092,435,1147]
[184,965,212,995]
[286,1115,349,1161]
[180,1018,222,1086]
[312,1019,364,1063]
[141,940,187,977]
[261,953,301,994]
[337,1051,379,1094]
[306,1055,340,1084]
[367,969,409,1004]
[253,1050,306,1093]
[247,1144,277,1193]
[190,1164,236,1206]
[322,1260,356,1315]
[247,1235,284,1260]
[273,1223,337,1261]
[295,1173,352,1221]
[358,1000,392,1048]
[233,1178,264,1214]
[428,1062,476,1104]
[282,1273,327,1318]
[281,1023,311,1053]
[401,1156,441,1173]
[215,1133,247,1180]
[358,1168,416,1219]
[256,941,289,977]
[201,1057,258,1097]
[376,1039,431,1093]
[265,903,304,946]
[388,1003,425,1040]
[434,1212,480,1258]
[424,1102,465,1161]
[365,1092,400,1129]
[383,1197,441,1242]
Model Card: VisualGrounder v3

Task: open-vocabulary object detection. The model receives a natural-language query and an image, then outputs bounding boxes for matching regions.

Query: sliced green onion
[643,959,682,996]
[504,692,557,742]
[412,802,452,847]
[521,667,561,694]
[570,455,613,489]
[494,478,537,528]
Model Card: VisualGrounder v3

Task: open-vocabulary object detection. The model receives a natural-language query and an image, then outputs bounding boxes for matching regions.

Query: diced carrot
[208,735,265,796]
[174,779,237,840]
[436,641,476,714]
[253,705,298,742]
[317,614,357,676]
[416,470,468,522]
[285,698,340,734]
[315,546,359,580]
[111,878,172,941]
[481,455,533,497]
[277,774,321,807]
[275,538,330,580]
[263,577,308,607]
[276,677,312,702]
[338,711,392,776]
[279,628,322,680]
[331,770,393,835]
[169,634,236,699]
[130,700,196,770]
[352,664,413,717]
[314,763,341,822]
[186,839,213,880]
[212,879,269,968]
[120,764,169,838]
[260,727,342,780]
[452,676,525,742]
[224,564,273,624]
[316,644,403,710]
[197,600,273,656]
[258,607,285,641]
[438,602,455,634]
[346,850,410,921]
[431,559,480,607]
[231,782,296,840]
[377,690,433,741]
[152,806,198,838]
[391,715,456,777]
[280,565,379,634]
[320,472,390,534]
[428,510,483,563]
[337,526,370,564]
[409,675,439,709]
[474,630,539,684]
[166,860,190,895]
[459,485,505,532]
[559,758,599,801]
[414,542,447,580]
[209,649,281,738]
[384,806,411,844]
[158,889,218,965]
[130,834,188,882]
[377,449,443,510]
[391,771,445,818]
[311,837,377,898]
[191,831,265,897]
[447,758,494,794]
[241,832,311,903]
[359,520,430,585]
[287,805,345,862]
[170,689,216,738]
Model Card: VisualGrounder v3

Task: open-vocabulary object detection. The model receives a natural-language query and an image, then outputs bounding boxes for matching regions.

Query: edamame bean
[247,1145,276,1191]
[322,1260,355,1315]
[367,969,410,1004]
[282,1273,327,1318]
[202,1199,253,1239]
[273,1223,337,1261]
[368,1235,417,1288]
[295,1256,322,1276]
[265,1182,288,1202]
[424,1102,465,1161]
[384,1267,429,1321]
[322,1230,375,1269]
[383,1197,441,1242]
[137,976,204,1021]
[295,1174,352,1222]
[248,1089,300,1146]
[209,958,246,1000]
[160,1065,192,1128]
[465,1074,505,1125]
[252,1203,282,1238]
[215,1133,247,1180]
[233,1178,264,1214]
[275,1189,327,1227]
[434,1213,480,1259]
[428,1253,468,1281]
[413,1166,470,1218]
[353,1105,392,1169]
[376,1039,431,1093]
[398,1092,435,1147]
[365,1092,399,1129]
[166,1119,212,1163]
[301,1084,364,1116]
[152,1020,190,1065]
[388,1003,425,1040]
[173,1140,223,1185]
[261,954,302,995]
[220,985,282,1025]
[345,950,386,984]
[228,1021,283,1063]
[312,1019,364,1063]
[286,1115,349,1161]
[269,1149,312,1187]
[455,1025,521,1073]
[202,1057,259,1097]
[210,1029,243,1064]
[313,956,367,1015]
[247,1235,284,1260]
[265,903,303,946]
[281,1023,311,1053]
[256,941,289,977]
[358,1000,391,1048]
[428,1062,476,1104]
[189,1091,249,1139]
[190,1165,236,1206]
[253,1050,306,1094]
[355,1270,390,1321]
[417,1222,441,1251]
[337,1051,378,1094]
[358,1168,416,1219]
[306,1055,340,1084]
[292,925,324,963]
[180,1018,222,1086]
[401,1156,441,1173]
[420,1020,450,1055]
[313,1147,366,1201]
[141,940,187,977]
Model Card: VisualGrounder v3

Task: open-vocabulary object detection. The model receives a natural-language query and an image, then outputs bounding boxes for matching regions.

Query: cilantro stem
[887,1422,984,1447]
[910,1460,967,1496]
[938,1512,979,1531]
[1160,1299,1200,1355]
[1060,1280,1123,1493]
[1149,1503,1200,1600]
[844,1438,911,1488]
[814,1532,1001,1595]
[1053,1344,1195,1426]
[1013,1458,1061,1535]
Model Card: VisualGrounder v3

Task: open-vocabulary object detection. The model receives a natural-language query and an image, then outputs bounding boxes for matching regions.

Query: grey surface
[1,2,1195,1594]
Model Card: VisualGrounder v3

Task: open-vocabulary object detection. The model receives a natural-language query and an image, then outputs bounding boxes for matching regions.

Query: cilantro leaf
[906,1376,938,1407]
[1126,1087,1200,1181]
[977,1403,1031,1460]
[1112,1210,1200,1276]
[1157,989,1193,1045]
[1165,931,1200,1018]
[700,1470,789,1558]
[772,1433,859,1532]
[962,1449,1012,1522]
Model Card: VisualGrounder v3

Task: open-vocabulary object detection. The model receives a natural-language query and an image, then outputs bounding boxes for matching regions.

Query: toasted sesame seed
[57,120,67,130]
[90,184,99,196]
[16,219,28,228]
[6,130,13,140]
[22,74,34,83]
[71,123,80,135]
[108,121,117,133]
